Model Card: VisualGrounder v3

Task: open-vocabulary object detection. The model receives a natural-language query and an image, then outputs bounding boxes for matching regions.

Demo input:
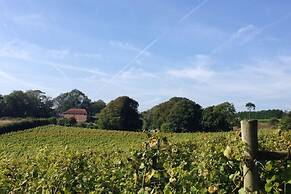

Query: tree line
[237,109,284,120]
[0,89,290,132]
[0,89,105,118]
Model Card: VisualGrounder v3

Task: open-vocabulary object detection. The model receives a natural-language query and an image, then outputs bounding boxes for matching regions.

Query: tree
[97,96,142,131]
[0,95,5,117]
[25,90,54,117]
[202,102,237,132]
[53,89,91,114]
[245,102,256,120]
[279,112,291,130]
[167,99,202,132]
[142,97,202,132]
[88,100,106,116]
[214,102,238,127]
[3,90,54,118]
[4,91,30,117]
[237,109,284,120]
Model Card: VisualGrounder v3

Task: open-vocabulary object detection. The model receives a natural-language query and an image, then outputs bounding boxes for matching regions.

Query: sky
[1,0,291,111]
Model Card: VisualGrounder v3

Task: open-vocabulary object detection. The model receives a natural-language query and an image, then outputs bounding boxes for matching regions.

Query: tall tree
[142,97,202,132]
[3,90,53,118]
[202,102,237,132]
[279,112,291,130]
[53,89,91,114]
[25,90,54,117]
[245,102,256,120]
[4,91,29,117]
[88,100,106,116]
[0,95,5,117]
[97,96,142,131]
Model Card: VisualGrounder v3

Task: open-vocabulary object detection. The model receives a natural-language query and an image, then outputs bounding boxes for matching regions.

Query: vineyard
[0,126,290,193]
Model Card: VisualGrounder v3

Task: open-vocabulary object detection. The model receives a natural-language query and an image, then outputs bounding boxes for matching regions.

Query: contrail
[0,69,45,89]
[96,34,163,92]
[210,11,291,55]
[178,0,209,24]
[98,0,209,92]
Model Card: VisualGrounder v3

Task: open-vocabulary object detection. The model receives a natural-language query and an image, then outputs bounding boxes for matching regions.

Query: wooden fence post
[241,120,259,192]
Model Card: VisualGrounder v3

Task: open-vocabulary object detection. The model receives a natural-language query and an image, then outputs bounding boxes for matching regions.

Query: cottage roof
[63,108,88,115]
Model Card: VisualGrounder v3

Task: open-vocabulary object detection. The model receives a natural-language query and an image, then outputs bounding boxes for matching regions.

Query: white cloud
[0,40,106,81]
[0,41,31,60]
[167,55,214,81]
[233,24,260,45]
[119,67,159,80]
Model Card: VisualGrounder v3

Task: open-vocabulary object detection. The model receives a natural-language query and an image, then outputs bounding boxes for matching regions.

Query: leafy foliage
[142,97,202,132]
[57,117,77,127]
[237,109,284,120]
[97,96,142,130]
[88,100,106,116]
[279,112,291,130]
[202,102,237,131]
[0,118,56,134]
[53,89,91,114]
[1,90,54,118]
[0,126,290,193]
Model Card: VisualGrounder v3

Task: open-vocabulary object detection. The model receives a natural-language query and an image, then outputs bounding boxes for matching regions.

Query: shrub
[57,117,77,127]
[0,118,56,134]
[269,118,279,127]
[160,122,173,132]
[279,112,291,130]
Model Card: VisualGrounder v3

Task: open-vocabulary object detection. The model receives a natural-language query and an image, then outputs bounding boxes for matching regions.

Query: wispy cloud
[167,55,214,81]
[109,41,151,57]
[166,53,291,110]
[0,69,46,90]
[119,67,159,80]
[211,11,291,54]
[99,0,209,92]
[0,40,104,80]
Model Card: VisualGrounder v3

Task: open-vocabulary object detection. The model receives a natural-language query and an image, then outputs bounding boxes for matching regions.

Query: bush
[57,117,77,127]
[0,118,56,134]
[279,113,291,130]
[269,118,279,127]
[160,122,173,132]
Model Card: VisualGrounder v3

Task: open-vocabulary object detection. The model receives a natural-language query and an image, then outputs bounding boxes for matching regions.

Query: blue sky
[1,0,291,111]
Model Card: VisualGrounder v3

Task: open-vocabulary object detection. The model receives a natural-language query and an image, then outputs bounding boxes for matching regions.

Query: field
[0,119,17,126]
[0,126,290,193]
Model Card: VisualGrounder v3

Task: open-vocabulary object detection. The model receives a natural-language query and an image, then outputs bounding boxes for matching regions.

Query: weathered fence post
[241,120,259,192]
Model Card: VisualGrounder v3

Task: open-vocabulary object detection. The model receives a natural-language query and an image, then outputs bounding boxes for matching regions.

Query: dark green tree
[0,95,5,117]
[4,91,30,117]
[3,90,53,118]
[237,109,284,120]
[202,102,237,131]
[97,96,142,130]
[168,99,202,132]
[142,97,202,132]
[53,89,91,114]
[279,112,291,130]
[245,102,256,119]
[88,100,106,116]
[25,90,54,117]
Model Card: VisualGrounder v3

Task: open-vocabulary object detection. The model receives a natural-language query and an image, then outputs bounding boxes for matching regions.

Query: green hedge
[0,118,57,134]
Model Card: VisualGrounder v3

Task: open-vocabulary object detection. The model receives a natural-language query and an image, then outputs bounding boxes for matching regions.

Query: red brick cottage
[62,108,88,123]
